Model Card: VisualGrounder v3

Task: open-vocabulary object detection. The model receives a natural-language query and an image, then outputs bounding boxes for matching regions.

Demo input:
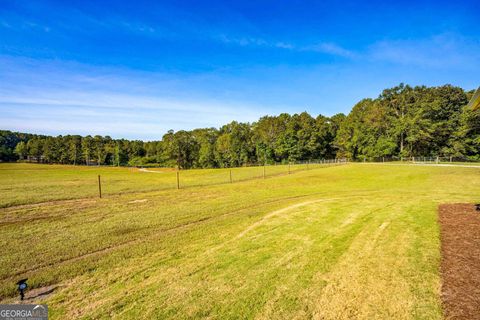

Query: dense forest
[1,84,479,168]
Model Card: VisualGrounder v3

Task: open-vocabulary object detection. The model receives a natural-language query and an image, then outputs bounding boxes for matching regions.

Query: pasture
[0,162,479,319]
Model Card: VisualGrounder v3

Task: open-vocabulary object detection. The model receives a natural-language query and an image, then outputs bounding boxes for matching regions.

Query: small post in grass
[263,164,266,179]
[229,169,232,183]
[176,171,180,189]
[98,175,102,198]
[288,163,291,174]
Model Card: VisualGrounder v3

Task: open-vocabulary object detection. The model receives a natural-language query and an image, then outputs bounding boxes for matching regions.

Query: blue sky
[1,0,479,140]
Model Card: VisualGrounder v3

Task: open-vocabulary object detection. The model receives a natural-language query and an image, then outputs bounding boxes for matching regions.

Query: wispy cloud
[0,98,262,140]
[275,42,294,49]
[217,32,480,67]
[302,42,357,58]
[0,15,51,33]
[0,57,270,139]
[217,35,269,47]
[368,33,480,68]
[217,34,357,59]
[0,20,12,29]
[0,91,266,140]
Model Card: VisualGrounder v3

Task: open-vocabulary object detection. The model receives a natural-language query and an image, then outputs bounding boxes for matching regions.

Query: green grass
[438,161,480,166]
[0,162,337,208]
[0,163,479,319]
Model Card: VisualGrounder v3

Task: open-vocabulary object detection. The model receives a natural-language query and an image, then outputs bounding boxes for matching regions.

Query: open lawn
[0,163,479,319]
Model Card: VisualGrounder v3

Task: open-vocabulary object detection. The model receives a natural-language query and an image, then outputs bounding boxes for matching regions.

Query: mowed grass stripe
[0,191,370,292]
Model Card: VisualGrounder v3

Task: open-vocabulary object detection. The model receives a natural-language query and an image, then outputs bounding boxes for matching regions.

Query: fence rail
[139,158,348,191]
[356,156,480,164]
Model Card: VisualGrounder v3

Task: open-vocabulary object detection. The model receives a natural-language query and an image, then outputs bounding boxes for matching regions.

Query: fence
[410,156,480,164]
[136,158,348,193]
[9,155,479,208]
[355,155,480,163]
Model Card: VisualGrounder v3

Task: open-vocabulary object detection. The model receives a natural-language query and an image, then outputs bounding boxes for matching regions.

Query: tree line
[1,84,478,168]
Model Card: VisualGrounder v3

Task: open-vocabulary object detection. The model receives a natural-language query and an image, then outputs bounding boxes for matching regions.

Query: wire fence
[2,158,349,208]
[137,158,348,191]
[5,155,478,207]
[94,155,478,201]
[410,156,480,164]
[356,156,480,164]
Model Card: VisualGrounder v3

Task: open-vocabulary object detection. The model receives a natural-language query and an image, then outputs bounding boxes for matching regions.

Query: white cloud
[217,35,269,47]
[303,42,357,58]
[368,33,480,68]
[217,34,356,59]
[0,57,270,139]
[0,93,266,140]
[275,42,294,49]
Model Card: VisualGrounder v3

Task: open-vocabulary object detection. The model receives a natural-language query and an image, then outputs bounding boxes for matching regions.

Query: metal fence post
[98,175,102,198]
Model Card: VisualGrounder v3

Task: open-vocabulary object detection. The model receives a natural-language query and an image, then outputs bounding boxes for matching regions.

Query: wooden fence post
[176,171,180,189]
[98,175,102,198]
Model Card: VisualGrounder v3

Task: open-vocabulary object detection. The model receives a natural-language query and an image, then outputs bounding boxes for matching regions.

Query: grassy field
[0,162,337,208]
[0,163,479,319]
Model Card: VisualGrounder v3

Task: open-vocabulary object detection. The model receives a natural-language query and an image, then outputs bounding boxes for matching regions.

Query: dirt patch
[2,284,59,304]
[439,203,480,319]
[139,168,171,173]
[24,284,58,302]
[128,199,148,204]
[0,198,98,211]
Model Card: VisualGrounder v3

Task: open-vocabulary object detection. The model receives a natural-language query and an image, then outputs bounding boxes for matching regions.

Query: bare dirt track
[439,204,480,319]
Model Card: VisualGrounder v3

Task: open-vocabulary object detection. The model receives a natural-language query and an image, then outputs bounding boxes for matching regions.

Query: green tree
[14,141,27,160]
[27,138,44,163]
[193,128,218,168]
